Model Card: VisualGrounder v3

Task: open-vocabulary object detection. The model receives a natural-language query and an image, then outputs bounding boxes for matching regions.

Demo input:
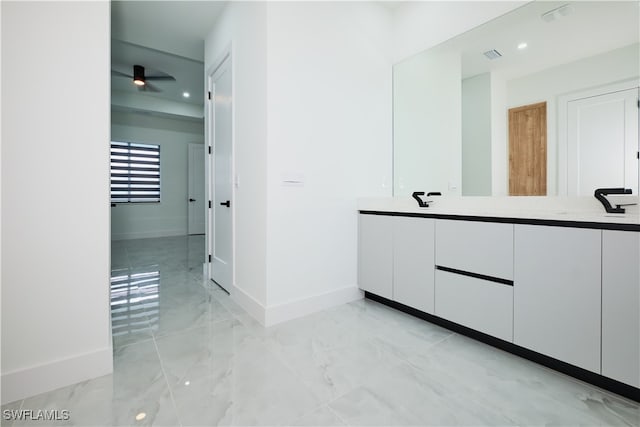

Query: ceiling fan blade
[111,70,133,78]
[146,75,176,81]
[137,82,162,93]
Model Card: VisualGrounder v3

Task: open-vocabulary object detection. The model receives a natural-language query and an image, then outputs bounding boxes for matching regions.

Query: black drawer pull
[436,265,513,286]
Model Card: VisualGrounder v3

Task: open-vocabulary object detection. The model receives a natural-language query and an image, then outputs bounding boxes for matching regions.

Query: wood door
[509,102,547,195]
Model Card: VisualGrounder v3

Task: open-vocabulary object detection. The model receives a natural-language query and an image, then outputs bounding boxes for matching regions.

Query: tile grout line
[151,332,184,427]
[374,329,457,372]
[326,403,352,427]
[281,323,434,421]
[126,240,184,427]
[267,301,457,423]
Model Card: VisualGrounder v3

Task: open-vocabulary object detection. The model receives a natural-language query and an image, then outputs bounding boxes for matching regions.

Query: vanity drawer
[435,219,513,280]
[435,269,513,342]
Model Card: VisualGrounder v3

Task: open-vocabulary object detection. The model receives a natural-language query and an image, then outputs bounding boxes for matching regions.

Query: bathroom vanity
[358,197,640,401]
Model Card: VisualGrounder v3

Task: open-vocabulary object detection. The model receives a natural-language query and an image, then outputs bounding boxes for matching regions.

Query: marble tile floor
[2,235,639,426]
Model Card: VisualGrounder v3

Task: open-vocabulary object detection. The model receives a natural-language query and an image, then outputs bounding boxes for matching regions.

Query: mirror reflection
[393,1,639,197]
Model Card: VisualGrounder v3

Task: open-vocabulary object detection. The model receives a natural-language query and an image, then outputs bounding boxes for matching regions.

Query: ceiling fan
[111,64,175,92]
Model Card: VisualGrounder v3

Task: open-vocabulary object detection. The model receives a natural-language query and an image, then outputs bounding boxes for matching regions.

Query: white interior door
[187,143,205,235]
[567,88,639,196]
[208,56,233,291]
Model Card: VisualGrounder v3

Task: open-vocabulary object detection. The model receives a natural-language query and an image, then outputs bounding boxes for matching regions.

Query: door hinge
[208,146,212,154]
[637,151,639,159]
[208,254,212,263]
[208,200,212,209]
[208,91,212,100]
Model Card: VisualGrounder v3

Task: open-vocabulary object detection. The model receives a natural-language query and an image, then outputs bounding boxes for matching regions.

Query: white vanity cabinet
[358,214,393,299]
[514,225,602,373]
[358,205,640,399]
[602,230,640,387]
[358,214,435,312]
[393,217,435,314]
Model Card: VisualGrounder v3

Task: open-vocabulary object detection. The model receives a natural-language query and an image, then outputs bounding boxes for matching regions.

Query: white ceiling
[111,1,228,119]
[438,1,640,80]
[111,1,227,61]
[112,0,638,118]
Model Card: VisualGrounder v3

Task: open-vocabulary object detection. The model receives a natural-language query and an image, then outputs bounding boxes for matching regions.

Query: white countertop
[358,196,640,228]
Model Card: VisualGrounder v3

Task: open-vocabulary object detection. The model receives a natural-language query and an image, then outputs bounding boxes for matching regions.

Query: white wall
[205,1,392,325]
[490,72,508,196]
[264,1,392,322]
[1,1,112,404]
[111,91,203,121]
[462,73,492,196]
[205,1,269,315]
[391,1,525,63]
[0,0,4,397]
[110,111,204,240]
[394,48,461,197]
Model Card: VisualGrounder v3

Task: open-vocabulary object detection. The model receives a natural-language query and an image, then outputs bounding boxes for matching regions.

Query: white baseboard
[228,284,364,328]
[230,284,267,325]
[265,285,363,327]
[111,229,186,241]
[1,347,113,405]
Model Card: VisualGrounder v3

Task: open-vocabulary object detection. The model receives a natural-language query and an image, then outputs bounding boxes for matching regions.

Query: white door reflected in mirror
[566,87,639,196]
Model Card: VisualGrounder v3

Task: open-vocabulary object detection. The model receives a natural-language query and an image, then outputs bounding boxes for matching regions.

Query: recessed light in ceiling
[517,42,528,50]
[183,92,190,98]
[135,412,146,421]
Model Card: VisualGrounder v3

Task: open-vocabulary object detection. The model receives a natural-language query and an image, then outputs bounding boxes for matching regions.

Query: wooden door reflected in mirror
[509,102,547,196]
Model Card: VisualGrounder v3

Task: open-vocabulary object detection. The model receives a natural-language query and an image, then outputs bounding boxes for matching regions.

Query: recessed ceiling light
[182,92,190,98]
[135,412,146,421]
[517,42,528,50]
[184,380,190,386]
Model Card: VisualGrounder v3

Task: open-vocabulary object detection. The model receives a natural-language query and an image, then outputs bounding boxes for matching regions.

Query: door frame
[557,79,639,195]
[206,48,234,292]
[187,142,205,235]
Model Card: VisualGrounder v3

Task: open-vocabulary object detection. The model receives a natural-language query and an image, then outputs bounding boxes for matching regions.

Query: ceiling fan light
[133,64,145,86]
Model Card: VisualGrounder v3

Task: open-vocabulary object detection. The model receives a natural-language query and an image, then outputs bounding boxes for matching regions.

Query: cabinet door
[514,225,601,373]
[358,214,393,299]
[394,217,435,314]
[602,230,640,387]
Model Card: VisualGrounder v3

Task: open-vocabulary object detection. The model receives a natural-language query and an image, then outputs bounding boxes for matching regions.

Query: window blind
[110,141,160,203]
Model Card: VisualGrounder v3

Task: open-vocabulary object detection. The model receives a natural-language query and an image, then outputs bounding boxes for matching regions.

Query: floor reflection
[110,266,159,340]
